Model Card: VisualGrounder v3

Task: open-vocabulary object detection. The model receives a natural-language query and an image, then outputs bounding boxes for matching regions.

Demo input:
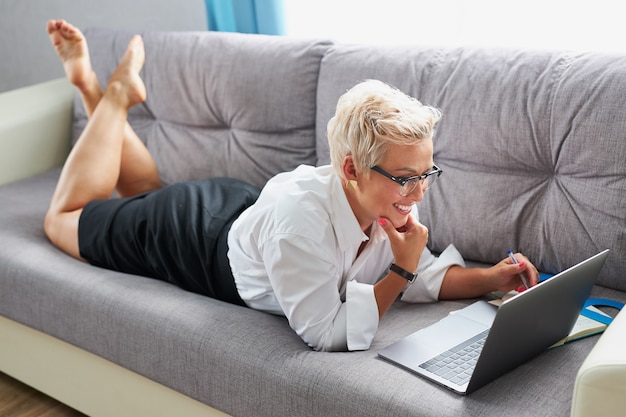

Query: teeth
[394,203,413,212]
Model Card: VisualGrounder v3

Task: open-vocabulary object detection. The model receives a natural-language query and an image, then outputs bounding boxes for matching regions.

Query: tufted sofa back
[74,29,625,290]
[74,29,331,189]
[316,44,625,289]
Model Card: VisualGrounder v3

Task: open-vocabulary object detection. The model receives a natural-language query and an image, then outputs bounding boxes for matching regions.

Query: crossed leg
[44,20,160,260]
[47,20,161,197]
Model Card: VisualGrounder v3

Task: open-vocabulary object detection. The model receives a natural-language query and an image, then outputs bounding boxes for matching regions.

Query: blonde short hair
[327,80,442,179]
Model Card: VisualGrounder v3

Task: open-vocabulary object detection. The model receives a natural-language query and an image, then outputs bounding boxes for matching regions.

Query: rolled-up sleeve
[401,244,465,303]
[263,234,382,352]
[346,280,379,350]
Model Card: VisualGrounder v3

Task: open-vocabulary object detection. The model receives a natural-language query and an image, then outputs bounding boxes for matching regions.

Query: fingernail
[378,219,387,226]
[518,261,526,267]
[516,285,526,293]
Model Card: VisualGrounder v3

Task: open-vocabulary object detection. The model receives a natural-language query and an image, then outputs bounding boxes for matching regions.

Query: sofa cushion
[2,169,626,417]
[73,29,332,189]
[316,45,626,290]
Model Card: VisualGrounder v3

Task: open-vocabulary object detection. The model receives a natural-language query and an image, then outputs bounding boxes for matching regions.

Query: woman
[45,20,538,352]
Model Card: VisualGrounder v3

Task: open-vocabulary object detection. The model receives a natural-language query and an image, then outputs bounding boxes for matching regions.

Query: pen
[507,250,530,289]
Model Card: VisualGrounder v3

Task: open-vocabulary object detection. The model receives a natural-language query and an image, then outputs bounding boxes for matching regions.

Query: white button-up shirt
[228,165,464,351]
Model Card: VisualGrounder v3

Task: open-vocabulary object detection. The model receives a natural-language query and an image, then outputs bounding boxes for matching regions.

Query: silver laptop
[378,249,610,394]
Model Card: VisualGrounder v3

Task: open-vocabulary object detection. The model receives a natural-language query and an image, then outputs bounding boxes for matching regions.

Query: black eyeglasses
[370,164,443,196]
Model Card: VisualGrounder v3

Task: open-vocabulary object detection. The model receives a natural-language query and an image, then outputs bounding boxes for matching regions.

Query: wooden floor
[0,372,85,417]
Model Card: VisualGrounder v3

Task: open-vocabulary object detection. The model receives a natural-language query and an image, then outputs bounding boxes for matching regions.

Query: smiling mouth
[393,203,413,214]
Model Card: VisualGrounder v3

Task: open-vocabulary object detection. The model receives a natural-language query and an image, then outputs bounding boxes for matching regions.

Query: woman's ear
[341,155,358,181]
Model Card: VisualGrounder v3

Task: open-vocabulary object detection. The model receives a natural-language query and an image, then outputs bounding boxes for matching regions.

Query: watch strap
[389,263,417,283]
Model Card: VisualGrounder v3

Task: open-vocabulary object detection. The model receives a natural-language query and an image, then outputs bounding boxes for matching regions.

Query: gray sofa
[1,28,625,417]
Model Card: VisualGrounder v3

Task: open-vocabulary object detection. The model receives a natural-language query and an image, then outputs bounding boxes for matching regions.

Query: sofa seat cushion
[2,170,626,416]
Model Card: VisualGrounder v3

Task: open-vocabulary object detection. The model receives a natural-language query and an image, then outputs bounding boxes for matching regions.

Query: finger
[378,216,409,235]
[511,253,535,281]
[520,262,539,286]
[505,253,539,287]
[396,214,423,234]
[511,261,537,289]
[507,252,523,265]
[401,214,417,228]
[377,217,394,235]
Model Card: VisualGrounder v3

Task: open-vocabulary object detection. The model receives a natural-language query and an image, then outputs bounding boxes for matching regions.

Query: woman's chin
[390,217,410,231]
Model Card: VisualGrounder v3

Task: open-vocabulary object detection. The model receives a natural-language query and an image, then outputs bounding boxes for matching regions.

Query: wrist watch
[389,263,417,284]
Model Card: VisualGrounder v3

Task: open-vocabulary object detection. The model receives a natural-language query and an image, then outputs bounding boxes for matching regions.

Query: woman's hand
[488,252,539,292]
[374,214,428,318]
[377,214,428,273]
[439,252,540,300]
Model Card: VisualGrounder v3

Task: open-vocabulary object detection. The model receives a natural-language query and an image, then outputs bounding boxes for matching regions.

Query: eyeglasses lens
[400,173,439,196]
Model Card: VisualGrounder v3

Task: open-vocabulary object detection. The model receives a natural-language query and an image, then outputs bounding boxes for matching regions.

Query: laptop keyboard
[418,329,489,386]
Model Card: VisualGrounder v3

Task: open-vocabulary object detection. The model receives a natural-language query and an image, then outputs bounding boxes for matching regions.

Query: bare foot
[104,36,147,109]
[47,19,99,94]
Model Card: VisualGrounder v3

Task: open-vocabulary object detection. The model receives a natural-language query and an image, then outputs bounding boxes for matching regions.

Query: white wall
[284,0,626,53]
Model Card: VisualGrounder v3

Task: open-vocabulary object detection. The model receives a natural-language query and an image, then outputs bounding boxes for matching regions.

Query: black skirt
[78,177,260,306]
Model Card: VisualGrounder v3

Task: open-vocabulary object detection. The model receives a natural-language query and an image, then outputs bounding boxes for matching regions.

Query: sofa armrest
[0,78,74,185]
[571,308,626,417]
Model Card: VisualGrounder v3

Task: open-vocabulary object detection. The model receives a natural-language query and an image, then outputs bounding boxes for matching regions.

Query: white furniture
[571,309,626,417]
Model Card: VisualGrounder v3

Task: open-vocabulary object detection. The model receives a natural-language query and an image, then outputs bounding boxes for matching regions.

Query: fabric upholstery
[316,44,626,290]
[74,29,331,188]
[2,29,626,416]
[2,171,625,417]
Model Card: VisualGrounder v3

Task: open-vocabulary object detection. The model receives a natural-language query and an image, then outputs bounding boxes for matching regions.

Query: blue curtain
[206,0,285,35]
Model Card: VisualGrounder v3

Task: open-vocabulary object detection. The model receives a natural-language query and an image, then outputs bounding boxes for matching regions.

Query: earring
[347,180,358,190]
